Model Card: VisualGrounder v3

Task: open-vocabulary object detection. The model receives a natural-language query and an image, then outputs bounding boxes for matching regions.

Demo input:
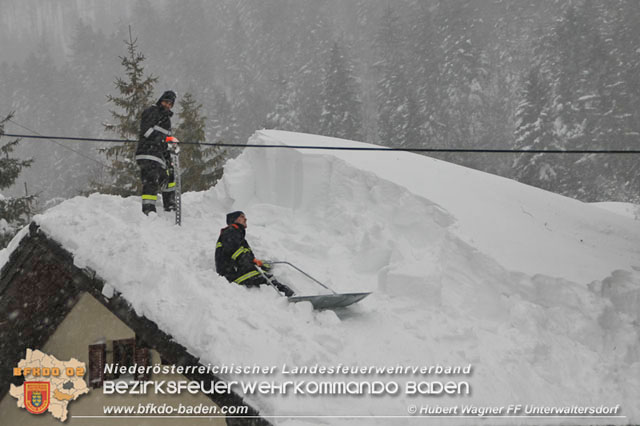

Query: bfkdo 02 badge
[24,381,50,414]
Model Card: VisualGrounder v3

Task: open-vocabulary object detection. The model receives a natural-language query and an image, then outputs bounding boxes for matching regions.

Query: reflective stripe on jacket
[136,104,173,160]
[214,224,256,282]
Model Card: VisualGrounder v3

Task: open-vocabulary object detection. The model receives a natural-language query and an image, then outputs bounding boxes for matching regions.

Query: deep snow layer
[3,130,639,425]
[591,202,640,221]
[252,131,640,284]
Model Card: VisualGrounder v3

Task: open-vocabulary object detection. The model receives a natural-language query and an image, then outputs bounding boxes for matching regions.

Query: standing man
[215,211,295,297]
[136,90,179,215]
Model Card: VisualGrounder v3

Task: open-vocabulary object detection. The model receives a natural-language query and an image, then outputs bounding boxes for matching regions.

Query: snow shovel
[257,261,371,310]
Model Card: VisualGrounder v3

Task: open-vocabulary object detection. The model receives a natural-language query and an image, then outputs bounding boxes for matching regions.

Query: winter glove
[166,136,180,154]
[253,259,272,271]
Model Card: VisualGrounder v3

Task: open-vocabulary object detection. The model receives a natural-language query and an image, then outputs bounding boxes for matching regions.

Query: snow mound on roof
[26,130,640,424]
[255,131,640,283]
[591,201,640,221]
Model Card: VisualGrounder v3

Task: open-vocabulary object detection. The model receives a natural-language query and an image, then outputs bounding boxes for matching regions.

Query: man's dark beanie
[157,90,177,105]
[226,211,245,225]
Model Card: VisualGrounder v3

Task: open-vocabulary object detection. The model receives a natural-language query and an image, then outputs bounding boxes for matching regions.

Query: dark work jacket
[136,104,173,166]
[215,224,256,282]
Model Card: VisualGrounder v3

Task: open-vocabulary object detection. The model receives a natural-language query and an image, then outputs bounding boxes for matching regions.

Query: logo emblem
[24,382,50,414]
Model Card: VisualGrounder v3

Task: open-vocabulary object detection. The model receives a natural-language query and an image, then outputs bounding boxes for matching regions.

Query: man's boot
[273,280,295,297]
[162,191,176,212]
[142,203,157,215]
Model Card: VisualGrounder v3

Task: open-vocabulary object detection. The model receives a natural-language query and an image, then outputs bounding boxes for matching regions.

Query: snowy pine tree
[0,113,35,248]
[3,1,640,203]
[93,27,157,196]
[278,6,333,135]
[600,0,640,201]
[174,92,225,192]
[434,0,488,151]
[406,2,440,146]
[208,88,241,147]
[12,44,90,200]
[374,6,415,148]
[265,76,303,131]
[513,3,637,200]
[319,42,364,141]
[512,66,568,192]
[222,13,267,139]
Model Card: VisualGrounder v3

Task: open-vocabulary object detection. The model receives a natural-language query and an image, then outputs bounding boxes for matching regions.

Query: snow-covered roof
[253,131,640,283]
[2,130,638,424]
[591,201,640,221]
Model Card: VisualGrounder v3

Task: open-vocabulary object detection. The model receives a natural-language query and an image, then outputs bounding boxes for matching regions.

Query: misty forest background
[1,0,640,233]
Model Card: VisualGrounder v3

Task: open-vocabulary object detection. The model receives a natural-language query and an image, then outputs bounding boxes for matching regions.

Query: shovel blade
[288,292,371,310]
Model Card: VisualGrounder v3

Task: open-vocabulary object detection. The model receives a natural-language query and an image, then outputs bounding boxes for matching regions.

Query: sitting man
[215,211,294,297]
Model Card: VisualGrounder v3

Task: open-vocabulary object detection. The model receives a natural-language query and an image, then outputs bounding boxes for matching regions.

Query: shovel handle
[266,261,337,294]
[254,266,286,297]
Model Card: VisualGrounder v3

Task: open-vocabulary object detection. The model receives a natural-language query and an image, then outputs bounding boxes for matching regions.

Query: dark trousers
[138,159,175,214]
[228,273,295,297]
